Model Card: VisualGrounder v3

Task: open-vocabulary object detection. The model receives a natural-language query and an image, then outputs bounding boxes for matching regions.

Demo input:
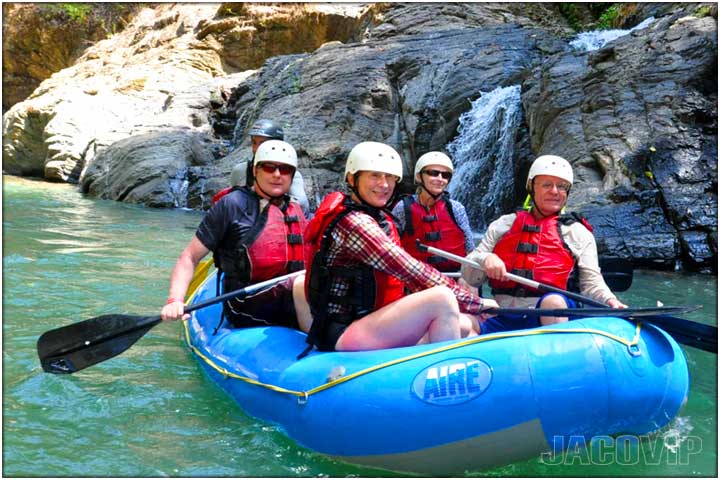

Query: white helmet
[527,155,573,190]
[345,142,403,181]
[253,140,297,169]
[414,151,454,179]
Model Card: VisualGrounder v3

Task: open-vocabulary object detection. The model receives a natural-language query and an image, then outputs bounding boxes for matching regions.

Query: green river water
[2,174,717,477]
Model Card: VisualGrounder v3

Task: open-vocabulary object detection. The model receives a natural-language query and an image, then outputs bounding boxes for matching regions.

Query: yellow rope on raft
[181,316,643,400]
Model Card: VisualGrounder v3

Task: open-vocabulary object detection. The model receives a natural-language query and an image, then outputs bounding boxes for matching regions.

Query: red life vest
[212,186,233,204]
[489,210,576,296]
[245,200,306,283]
[214,187,306,288]
[304,192,405,350]
[399,195,466,271]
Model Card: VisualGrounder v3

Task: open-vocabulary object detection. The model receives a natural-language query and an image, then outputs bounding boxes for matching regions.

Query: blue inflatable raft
[184,272,689,475]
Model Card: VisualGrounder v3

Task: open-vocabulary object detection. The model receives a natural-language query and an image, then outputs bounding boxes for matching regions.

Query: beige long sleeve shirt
[462,213,618,308]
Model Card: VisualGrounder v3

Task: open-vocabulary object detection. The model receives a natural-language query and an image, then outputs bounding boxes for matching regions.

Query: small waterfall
[168,167,189,208]
[570,16,655,52]
[447,85,523,231]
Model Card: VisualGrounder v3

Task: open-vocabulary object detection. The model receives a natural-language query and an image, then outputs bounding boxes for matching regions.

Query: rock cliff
[2,2,717,271]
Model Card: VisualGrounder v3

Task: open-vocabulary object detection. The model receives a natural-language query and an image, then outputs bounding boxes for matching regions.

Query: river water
[3,175,717,477]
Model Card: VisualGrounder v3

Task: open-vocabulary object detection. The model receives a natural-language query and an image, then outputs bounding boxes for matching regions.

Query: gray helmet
[248,119,284,140]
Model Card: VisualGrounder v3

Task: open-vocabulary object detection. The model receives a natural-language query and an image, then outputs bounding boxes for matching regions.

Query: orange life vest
[399,195,466,271]
[489,210,576,296]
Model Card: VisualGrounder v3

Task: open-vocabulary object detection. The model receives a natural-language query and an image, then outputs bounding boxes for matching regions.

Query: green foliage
[291,74,302,94]
[596,4,620,30]
[559,3,582,32]
[44,3,93,23]
[694,5,713,18]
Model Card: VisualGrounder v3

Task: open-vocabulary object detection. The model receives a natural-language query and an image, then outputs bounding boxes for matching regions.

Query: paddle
[488,305,701,317]
[417,242,717,353]
[37,270,305,374]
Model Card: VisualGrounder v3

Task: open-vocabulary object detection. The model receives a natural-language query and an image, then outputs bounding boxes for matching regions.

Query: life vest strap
[287,260,304,271]
[287,233,303,245]
[517,242,539,254]
[522,224,541,233]
[511,268,534,279]
[423,214,438,222]
[425,231,442,241]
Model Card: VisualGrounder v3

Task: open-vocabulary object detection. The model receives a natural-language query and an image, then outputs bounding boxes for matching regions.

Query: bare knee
[292,274,313,333]
[425,285,460,315]
[539,294,568,309]
[539,294,568,325]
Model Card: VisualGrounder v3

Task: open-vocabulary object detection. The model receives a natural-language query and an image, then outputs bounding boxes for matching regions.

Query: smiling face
[417,164,452,198]
[530,174,570,217]
[253,162,293,199]
[348,170,398,208]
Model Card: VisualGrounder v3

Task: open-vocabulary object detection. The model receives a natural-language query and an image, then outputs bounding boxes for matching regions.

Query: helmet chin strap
[419,181,444,201]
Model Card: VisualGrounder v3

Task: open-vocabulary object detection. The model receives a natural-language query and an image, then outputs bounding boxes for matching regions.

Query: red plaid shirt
[323,209,485,316]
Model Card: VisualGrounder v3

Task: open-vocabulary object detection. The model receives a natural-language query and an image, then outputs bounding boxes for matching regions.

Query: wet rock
[523,12,717,270]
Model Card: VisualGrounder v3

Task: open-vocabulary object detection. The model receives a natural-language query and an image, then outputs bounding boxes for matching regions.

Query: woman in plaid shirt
[300,142,498,352]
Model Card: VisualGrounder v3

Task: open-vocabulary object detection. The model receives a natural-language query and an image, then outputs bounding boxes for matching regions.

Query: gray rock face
[2,3,369,190]
[221,25,565,209]
[1,3,717,271]
[523,12,717,269]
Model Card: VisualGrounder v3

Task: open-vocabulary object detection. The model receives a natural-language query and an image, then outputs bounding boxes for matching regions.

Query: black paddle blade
[37,314,161,374]
[638,315,717,354]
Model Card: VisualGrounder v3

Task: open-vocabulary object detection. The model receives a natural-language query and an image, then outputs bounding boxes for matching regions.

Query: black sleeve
[195,200,230,252]
[196,189,259,251]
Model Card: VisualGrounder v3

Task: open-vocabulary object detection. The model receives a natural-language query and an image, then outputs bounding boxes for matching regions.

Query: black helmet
[248,119,284,140]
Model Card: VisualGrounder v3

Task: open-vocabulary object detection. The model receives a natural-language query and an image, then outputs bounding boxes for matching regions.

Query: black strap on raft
[212,269,226,335]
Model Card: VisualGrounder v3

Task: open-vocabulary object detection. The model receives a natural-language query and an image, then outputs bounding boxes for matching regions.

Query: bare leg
[539,293,569,325]
[459,313,480,337]
[336,285,461,351]
[292,274,314,333]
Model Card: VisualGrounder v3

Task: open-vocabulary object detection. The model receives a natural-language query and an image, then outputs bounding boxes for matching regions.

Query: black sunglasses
[257,163,294,175]
[422,169,452,180]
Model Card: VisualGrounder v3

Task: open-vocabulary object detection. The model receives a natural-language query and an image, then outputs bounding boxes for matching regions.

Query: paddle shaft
[38,269,306,374]
[420,244,608,307]
[91,269,307,334]
[183,269,305,314]
[419,243,717,353]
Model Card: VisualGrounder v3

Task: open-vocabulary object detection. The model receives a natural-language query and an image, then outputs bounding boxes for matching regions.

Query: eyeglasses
[257,163,294,175]
[538,181,571,193]
[422,169,452,180]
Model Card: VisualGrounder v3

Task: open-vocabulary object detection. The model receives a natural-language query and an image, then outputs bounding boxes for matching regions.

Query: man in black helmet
[245,119,309,214]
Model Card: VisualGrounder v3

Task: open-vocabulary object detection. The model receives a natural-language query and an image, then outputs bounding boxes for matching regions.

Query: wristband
[166,297,184,305]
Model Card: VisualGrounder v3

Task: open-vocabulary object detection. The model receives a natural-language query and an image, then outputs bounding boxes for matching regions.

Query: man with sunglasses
[212,119,310,215]
[392,152,474,273]
[161,139,308,330]
[461,155,627,333]
[298,142,498,353]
